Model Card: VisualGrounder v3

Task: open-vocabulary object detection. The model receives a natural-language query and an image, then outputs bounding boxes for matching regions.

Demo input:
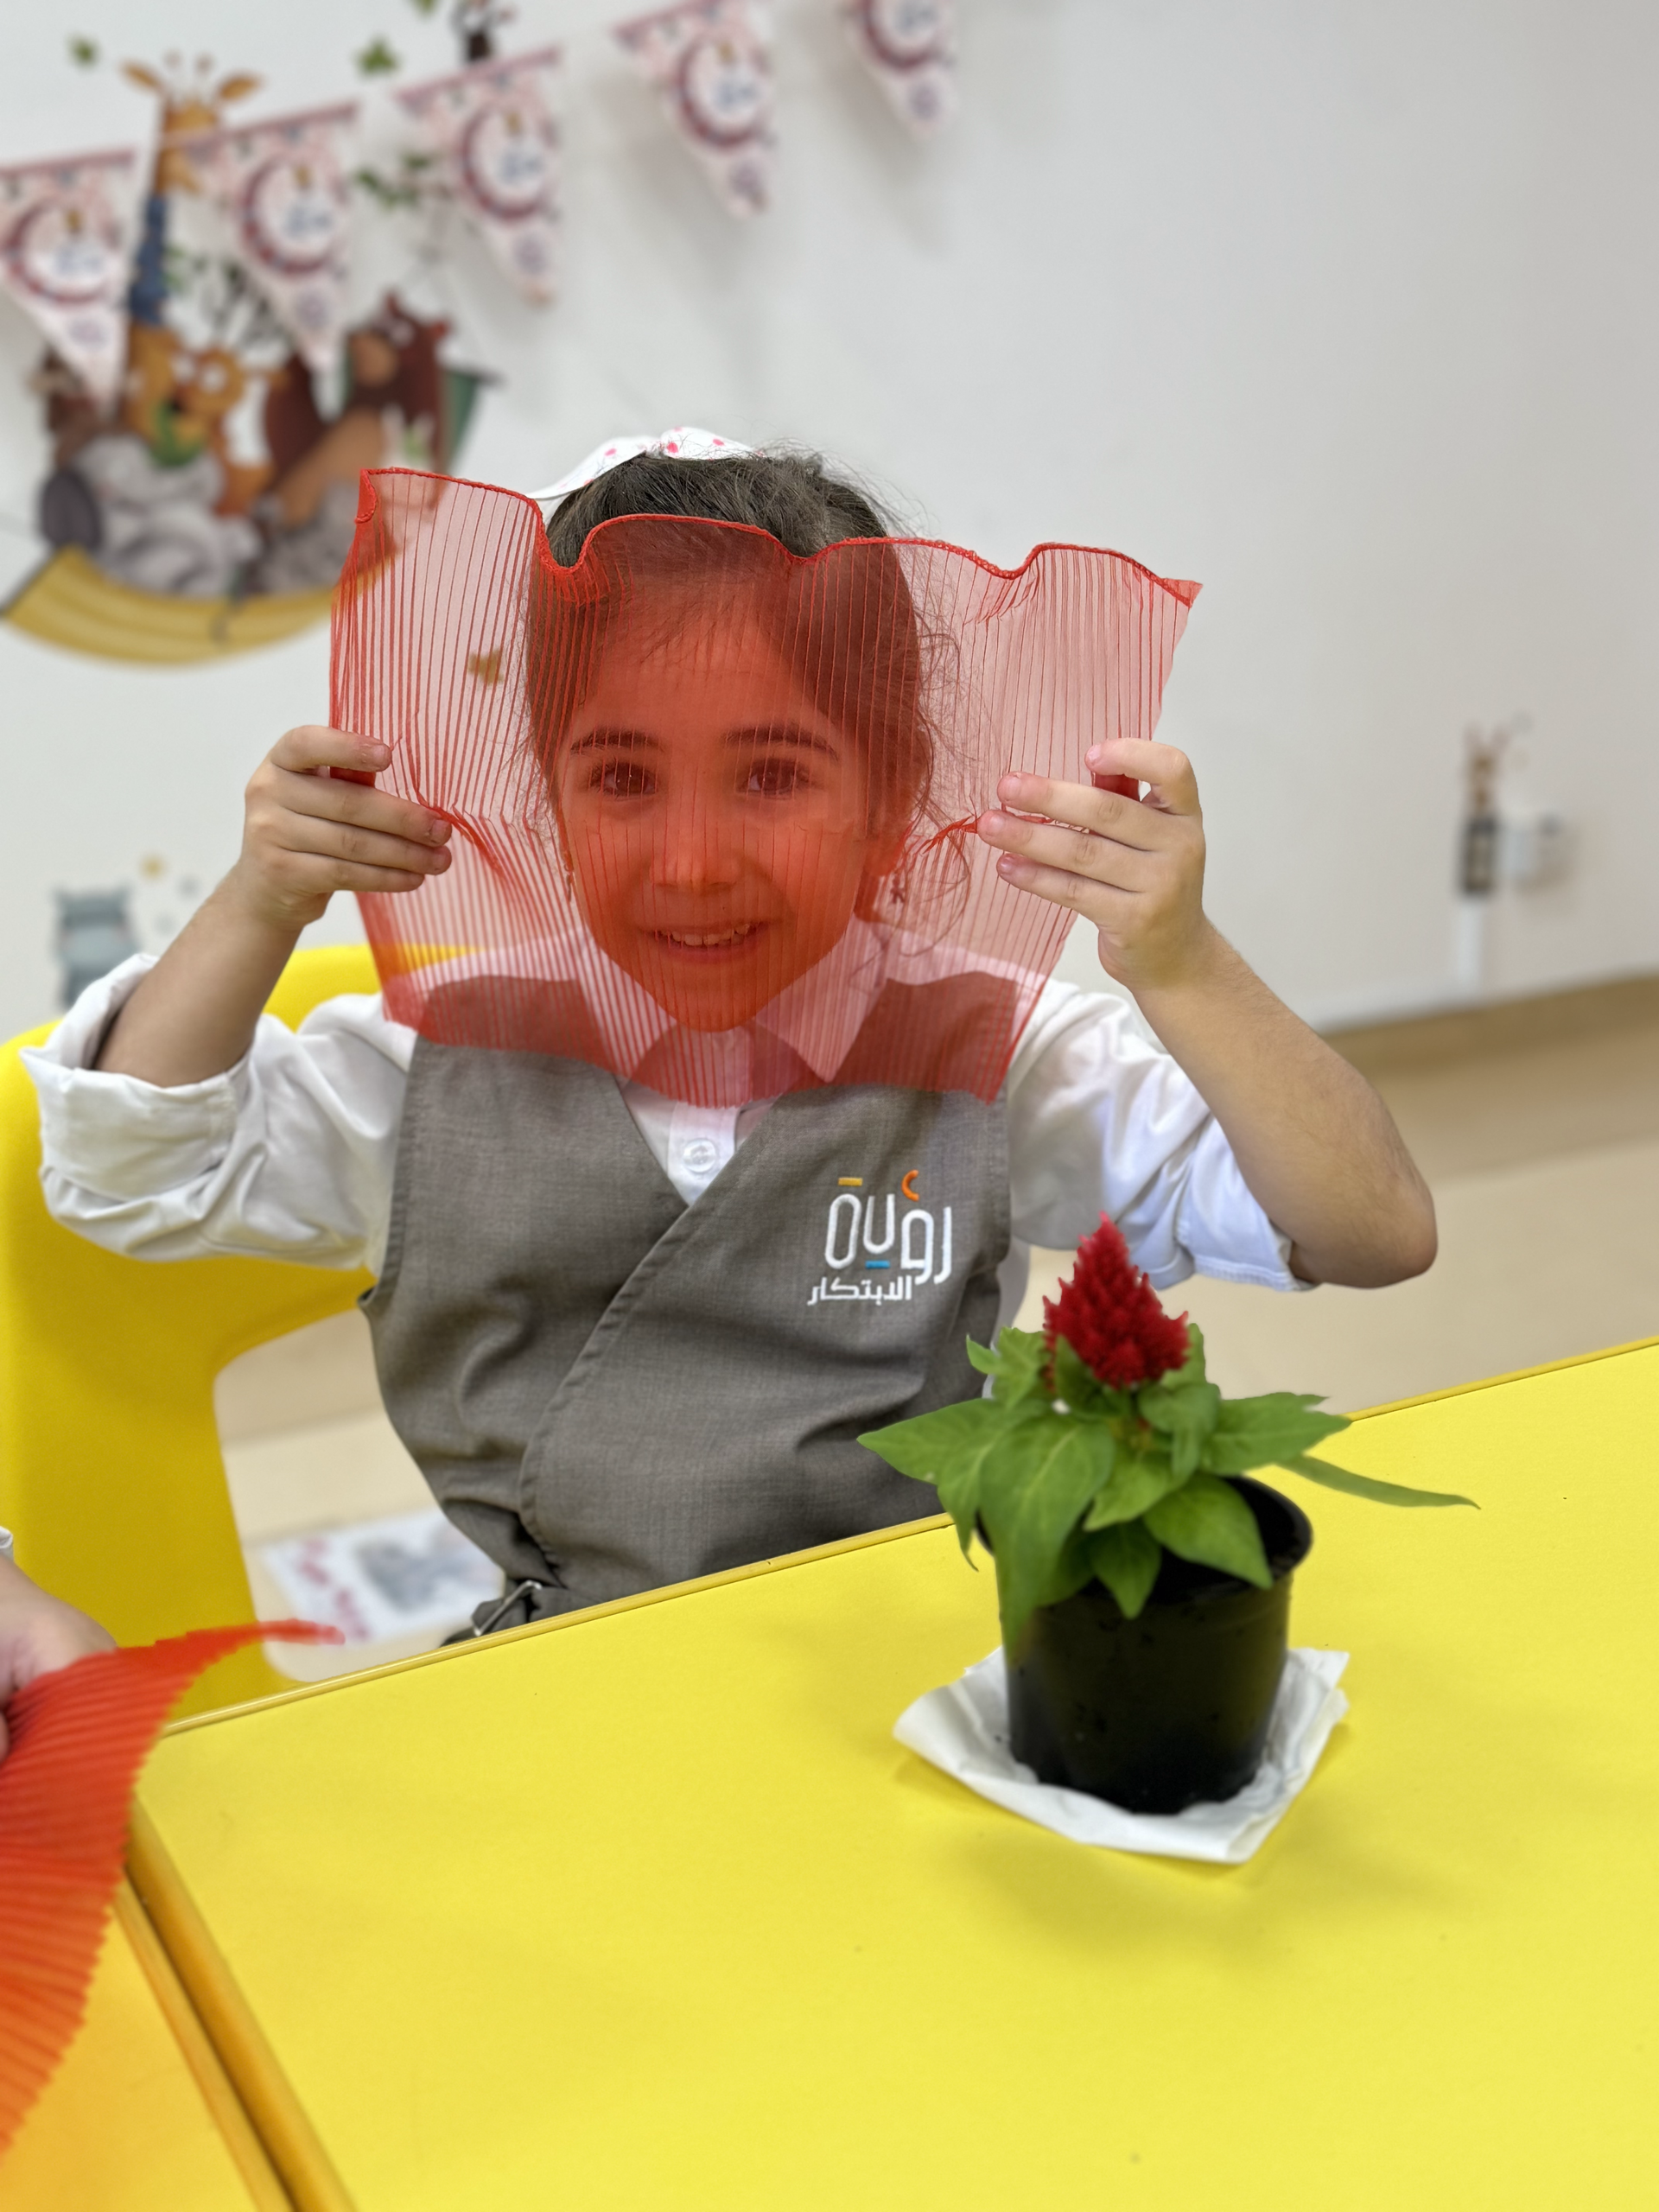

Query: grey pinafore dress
[364,1027,1009,1624]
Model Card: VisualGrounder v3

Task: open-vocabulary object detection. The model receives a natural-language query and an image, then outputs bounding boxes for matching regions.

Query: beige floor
[218,976,1659,1676]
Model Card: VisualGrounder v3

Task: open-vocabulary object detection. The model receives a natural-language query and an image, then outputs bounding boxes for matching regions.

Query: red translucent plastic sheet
[333,470,1198,1106]
[0,1622,335,2156]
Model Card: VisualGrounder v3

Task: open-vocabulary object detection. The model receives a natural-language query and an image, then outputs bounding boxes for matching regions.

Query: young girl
[27,436,1434,1631]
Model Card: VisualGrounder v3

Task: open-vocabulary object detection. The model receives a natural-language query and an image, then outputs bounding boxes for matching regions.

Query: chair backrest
[0,945,380,1712]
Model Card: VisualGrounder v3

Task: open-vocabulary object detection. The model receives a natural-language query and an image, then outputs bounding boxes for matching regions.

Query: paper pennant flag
[842,0,957,136]
[397,46,563,306]
[172,103,358,377]
[0,1619,338,2158]
[0,148,142,407]
[615,0,776,219]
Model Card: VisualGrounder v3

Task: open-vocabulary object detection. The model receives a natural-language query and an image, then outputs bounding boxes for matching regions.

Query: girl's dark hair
[543,448,896,564]
[533,450,945,868]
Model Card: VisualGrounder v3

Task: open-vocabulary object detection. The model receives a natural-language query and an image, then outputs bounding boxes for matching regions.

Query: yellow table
[131,1344,1658,2211]
[3,1884,287,2210]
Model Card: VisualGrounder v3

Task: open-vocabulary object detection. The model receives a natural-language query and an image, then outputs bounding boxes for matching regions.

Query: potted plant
[861,1217,1471,1815]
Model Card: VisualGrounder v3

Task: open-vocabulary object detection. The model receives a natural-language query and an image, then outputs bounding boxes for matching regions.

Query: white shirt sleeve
[22,955,414,1274]
[1004,976,1305,1296]
[25,959,1302,1301]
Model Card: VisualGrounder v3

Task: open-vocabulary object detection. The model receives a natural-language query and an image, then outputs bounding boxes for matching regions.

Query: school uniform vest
[364,988,1011,1622]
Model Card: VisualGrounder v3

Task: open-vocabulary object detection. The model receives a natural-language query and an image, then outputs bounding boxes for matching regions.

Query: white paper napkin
[894,1646,1349,1864]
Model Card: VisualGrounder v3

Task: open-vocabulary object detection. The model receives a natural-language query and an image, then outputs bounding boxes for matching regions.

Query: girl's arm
[977,739,1436,1288]
[97,725,452,1086]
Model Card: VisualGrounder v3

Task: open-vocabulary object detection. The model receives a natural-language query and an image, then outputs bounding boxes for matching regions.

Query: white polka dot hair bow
[530,427,753,509]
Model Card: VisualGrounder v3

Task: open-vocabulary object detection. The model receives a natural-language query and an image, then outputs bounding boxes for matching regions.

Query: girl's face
[553,614,899,1032]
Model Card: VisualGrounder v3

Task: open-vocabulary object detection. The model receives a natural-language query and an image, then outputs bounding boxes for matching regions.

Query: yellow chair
[0,945,380,1713]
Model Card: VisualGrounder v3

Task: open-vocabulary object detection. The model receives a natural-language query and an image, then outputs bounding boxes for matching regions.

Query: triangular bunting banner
[842,0,957,136]
[171,103,358,376]
[397,47,563,305]
[615,1,776,219]
[0,148,142,406]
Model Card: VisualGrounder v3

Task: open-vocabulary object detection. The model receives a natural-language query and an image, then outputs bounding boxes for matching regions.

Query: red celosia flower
[1043,1215,1191,1390]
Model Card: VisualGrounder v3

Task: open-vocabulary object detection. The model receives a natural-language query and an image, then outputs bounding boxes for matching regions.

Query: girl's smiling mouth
[653,921,766,956]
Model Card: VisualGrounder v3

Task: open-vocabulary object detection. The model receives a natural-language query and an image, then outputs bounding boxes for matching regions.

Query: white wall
[1,0,1654,1037]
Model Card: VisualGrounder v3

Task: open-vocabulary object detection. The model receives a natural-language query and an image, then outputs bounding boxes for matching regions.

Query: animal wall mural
[0,6,957,667]
[2,49,505,666]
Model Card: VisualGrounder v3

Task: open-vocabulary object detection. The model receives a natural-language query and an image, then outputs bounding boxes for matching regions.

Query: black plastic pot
[1006,1477,1313,1815]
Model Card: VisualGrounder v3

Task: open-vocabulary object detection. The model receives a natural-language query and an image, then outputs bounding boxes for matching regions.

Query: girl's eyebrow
[565,727,659,755]
[723,724,840,757]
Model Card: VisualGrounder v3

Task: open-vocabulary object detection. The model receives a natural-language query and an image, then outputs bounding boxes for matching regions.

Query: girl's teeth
[666,925,755,947]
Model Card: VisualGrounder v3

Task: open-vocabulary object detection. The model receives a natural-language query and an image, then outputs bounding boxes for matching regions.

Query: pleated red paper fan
[0,1622,335,2157]
[332,470,1199,1108]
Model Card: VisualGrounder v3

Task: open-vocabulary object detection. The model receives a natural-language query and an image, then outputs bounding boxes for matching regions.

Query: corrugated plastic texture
[333,469,1197,1106]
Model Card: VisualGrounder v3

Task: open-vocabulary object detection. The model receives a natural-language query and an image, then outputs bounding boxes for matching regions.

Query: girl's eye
[593,761,657,798]
[743,757,810,798]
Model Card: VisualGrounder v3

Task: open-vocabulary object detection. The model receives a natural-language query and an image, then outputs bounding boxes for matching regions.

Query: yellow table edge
[129,1808,346,2212]
[159,1327,1659,1748]
[110,1876,296,2211]
[168,1509,957,1738]
[128,1332,1659,2212]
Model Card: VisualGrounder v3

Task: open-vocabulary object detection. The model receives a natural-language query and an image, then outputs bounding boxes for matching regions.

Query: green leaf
[1200,1392,1351,1473]
[963,1325,1051,1408]
[993,1326,1051,1406]
[859,1399,1015,1555]
[1086,1520,1163,1619]
[1049,1334,1112,1415]
[1166,1319,1209,1389]
[1138,1376,1222,1478]
[979,1419,1110,1649]
[1281,1453,1477,1510]
[1145,1474,1273,1588]
[1081,1444,1183,1529]
[1037,1528,1099,1611]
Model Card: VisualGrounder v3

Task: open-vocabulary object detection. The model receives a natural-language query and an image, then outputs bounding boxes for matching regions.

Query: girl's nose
[651,819,742,891]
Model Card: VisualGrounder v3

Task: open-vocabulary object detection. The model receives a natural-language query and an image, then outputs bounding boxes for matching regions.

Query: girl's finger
[993,850,1140,924]
[270,853,436,899]
[275,820,453,876]
[268,724,391,778]
[992,774,1173,850]
[978,810,1160,893]
[1084,740,1199,815]
[272,767,450,845]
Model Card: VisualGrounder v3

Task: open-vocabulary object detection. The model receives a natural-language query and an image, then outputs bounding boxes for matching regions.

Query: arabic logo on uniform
[809,1170,953,1308]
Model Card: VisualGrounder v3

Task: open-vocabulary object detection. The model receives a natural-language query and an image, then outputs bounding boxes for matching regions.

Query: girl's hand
[97,726,454,1085]
[976,737,1213,995]
[0,1558,115,1760]
[227,725,453,933]
[982,734,1437,1287]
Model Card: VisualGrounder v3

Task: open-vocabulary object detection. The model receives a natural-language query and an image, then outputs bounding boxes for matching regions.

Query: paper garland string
[168,104,359,378]
[0,148,143,406]
[615,0,777,218]
[397,46,564,305]
[842,0,957,137]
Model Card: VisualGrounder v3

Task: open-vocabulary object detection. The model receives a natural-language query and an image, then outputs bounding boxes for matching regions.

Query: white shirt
[23,957,1306,1329]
